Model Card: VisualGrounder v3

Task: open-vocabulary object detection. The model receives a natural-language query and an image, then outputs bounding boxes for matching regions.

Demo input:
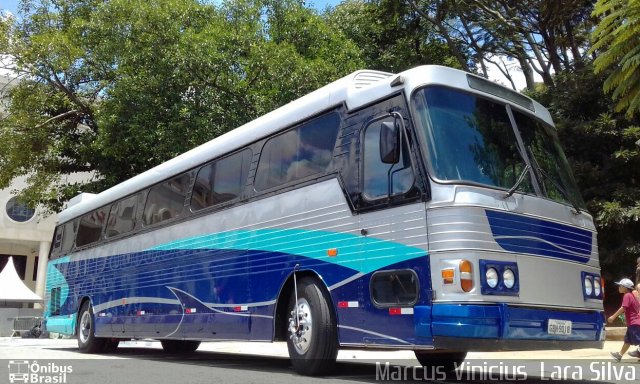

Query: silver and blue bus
[44,65,604,375]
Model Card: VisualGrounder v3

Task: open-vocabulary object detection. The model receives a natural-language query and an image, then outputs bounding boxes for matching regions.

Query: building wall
[0,69,92,336]
[0,176,57,290]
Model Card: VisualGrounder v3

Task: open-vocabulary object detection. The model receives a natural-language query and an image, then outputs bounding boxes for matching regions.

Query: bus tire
[77,301,107,353]
[286,277,338,376]
[160,340,201,353]
[414,350,467,372]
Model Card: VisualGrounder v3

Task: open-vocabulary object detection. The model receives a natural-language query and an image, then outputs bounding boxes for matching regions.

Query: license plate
[548,319,572,335]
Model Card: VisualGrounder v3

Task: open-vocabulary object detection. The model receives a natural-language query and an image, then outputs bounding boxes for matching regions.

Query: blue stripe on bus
[149,228,426,275]
[485,210,592,263]
[45,229,428,324]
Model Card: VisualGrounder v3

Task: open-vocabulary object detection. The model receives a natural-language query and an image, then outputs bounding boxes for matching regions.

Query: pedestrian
[636,257,640,286]
[609,278,640,361]
[627,282,640,358]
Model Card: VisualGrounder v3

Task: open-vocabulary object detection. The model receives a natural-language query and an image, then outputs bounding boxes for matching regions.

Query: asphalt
[1,337,639,383]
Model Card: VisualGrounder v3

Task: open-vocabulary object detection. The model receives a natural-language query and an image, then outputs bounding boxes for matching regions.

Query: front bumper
[419,303,605,351]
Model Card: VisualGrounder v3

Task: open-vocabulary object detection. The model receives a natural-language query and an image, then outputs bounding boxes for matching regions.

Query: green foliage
[0,0,363,211]
[326,0,460,72]
[592,0,640,117]
[527,66,640,282]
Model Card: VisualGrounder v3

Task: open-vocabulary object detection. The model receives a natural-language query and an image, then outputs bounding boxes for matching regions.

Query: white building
[0,74,54,309]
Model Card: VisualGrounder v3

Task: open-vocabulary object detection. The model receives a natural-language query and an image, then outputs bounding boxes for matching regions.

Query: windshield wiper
[504,164,530,198]
[528,152,582,214]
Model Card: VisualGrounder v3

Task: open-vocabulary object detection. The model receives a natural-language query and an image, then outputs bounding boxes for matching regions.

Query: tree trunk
[518,55,536,91]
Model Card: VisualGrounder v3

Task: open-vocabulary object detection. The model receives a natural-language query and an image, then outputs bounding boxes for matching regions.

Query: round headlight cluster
[484,267,517,289]
[486,268,499,288]
[584,276,593,296]
[594,278,602,297]
[503,269,516,289]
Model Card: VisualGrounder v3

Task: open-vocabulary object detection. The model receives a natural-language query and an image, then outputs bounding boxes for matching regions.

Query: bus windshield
[412,86,585,208]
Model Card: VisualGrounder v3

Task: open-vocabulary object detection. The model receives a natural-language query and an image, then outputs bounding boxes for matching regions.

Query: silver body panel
[427,183,600,310]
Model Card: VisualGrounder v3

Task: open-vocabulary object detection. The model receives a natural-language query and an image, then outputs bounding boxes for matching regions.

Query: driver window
[362,117,414,200]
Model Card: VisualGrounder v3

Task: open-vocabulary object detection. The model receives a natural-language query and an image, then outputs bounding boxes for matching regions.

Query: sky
[0,0,20,15]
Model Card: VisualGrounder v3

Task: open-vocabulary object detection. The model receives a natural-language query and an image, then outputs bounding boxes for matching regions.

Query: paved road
[0,338,638,383]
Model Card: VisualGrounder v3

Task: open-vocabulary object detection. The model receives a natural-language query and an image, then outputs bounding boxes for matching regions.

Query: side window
[51,226,63,257]
[362,117,414,200]
[61,220,76,253]
[191,149,251,211]
[370,270,419,306]
[255,112,340,190]
[106,193,140,237]
[143,173,190,226]
[50,287,61,316]
[76,208,108,247]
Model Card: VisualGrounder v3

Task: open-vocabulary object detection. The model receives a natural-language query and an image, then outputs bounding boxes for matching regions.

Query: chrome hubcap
[79,310,91,344]
[288,298,312,354]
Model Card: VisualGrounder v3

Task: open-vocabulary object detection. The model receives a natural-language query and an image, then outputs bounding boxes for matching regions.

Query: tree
[527,66,640,307]
[326,0,462,73]
[0,0,363,211]
[406,0,595,90]
[591,0,640,117]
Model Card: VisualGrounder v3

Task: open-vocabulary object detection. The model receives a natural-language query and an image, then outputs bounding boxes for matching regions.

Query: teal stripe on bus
[45,256,71,317]
[149,228,427,275]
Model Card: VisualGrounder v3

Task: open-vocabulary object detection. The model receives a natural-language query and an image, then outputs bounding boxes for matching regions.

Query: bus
[44,65,604,375]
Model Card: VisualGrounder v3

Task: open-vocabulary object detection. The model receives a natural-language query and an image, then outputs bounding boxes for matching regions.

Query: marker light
[485,268,499,288]
[459,260,473,292]
[503,268,516,289]
[584,276,593,296]
[594,278,601,297]
[442,268,454,285]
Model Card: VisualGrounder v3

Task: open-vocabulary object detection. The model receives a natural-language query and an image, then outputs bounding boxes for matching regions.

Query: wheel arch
[273,270,337,341]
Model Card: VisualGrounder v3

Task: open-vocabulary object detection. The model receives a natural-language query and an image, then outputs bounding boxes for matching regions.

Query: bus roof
[57,65,545,223]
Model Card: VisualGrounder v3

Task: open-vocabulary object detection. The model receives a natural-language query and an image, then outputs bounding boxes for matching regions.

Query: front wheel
[77,301,107,353]
[414,351,467,372]
[286,277,338,376]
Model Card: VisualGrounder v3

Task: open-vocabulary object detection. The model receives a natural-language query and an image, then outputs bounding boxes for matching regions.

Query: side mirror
[380,121,400,164]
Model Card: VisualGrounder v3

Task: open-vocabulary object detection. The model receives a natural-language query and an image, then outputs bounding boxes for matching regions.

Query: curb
[605,327,625,341]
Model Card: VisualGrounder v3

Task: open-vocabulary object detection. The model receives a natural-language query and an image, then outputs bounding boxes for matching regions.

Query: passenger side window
[106,193,140,237]
[143,174,190,226]
[255,112,340,190]
[191,150,251,211]
[362,117,414,199]
[76,208,108,247]
[51,226,63,257]
[61,221,76,253]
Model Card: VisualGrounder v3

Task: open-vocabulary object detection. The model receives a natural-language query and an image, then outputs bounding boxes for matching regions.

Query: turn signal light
[459,260,473,292]
[442,268,454,284]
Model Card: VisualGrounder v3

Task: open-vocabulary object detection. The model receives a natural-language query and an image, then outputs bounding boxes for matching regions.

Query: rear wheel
[414,351,467,372]
[160,340,201,353]
[77,301,107,353]
[286,277,338,376]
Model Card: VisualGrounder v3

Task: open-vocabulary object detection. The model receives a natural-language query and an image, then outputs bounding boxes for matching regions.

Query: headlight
[503,268,516,289]
[486,268,499,288]
[594,278,601,297]
[584,276,593,296]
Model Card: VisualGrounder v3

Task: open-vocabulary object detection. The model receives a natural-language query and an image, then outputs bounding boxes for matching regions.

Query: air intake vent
[352,71,393,89]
